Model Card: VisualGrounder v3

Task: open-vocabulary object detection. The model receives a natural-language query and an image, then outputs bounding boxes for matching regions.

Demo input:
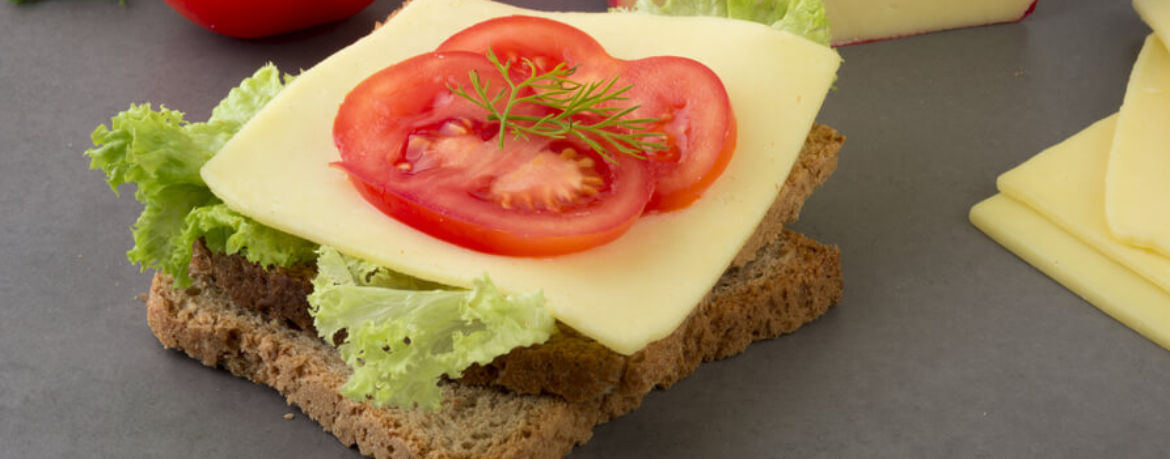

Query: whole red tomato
[161,0,378,39]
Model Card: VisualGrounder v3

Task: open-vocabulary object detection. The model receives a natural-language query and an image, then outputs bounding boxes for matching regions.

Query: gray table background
[3,0,1167,457]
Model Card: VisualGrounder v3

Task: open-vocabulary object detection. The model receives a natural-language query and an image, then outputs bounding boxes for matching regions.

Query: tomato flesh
[334,17,736,256]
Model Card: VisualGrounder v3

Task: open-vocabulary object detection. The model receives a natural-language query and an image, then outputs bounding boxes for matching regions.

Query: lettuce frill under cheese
[309,247,556,411]
[85,65,317,288]
[85,64,555,410]
[624,0,832,46]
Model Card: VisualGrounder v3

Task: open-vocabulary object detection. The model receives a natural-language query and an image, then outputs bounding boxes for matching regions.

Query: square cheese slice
[996,115,1170,295]
[1137,0,1170,47]
[971,194,1170,352]
[201,0,840,355]
[1106,34,1170,257]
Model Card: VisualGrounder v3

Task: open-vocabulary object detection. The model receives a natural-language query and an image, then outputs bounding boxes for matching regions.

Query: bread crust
[148,227,841,458]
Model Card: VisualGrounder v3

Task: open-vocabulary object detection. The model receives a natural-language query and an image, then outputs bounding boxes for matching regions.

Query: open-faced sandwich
[86,0,845,457]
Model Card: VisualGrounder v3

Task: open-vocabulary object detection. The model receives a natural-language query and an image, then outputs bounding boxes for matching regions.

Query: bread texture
[148,227,841,459]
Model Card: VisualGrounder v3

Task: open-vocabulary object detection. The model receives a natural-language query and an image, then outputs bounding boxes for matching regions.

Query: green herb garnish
[448,48,667,163]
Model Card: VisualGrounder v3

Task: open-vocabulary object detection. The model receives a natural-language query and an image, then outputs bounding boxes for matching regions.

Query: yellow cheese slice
[201,0,840,355]
[1136,0,1170,46]
[825,0,1034,46]
[970,194,1170,351]
[1106,34,1170,257]
[997,115,1170,295]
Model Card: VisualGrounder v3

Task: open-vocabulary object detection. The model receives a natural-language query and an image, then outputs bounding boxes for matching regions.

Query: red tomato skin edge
[646,113,738,212]
[348,177,645,258]
[161,0,376,39]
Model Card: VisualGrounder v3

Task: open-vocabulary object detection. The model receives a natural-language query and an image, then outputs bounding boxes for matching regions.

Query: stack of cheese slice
[970,0,1170,351]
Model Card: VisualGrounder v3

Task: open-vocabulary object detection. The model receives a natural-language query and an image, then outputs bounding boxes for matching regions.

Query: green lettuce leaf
[183,203,318,272]
[86,64,316,287]
[626,0,831,46]
[308,246,557,411]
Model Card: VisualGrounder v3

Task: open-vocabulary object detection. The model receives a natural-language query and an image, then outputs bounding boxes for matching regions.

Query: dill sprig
[447,48,667,163]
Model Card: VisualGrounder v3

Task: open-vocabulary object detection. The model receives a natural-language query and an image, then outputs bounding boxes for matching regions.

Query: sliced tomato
[334,51,654,257]
[437,16,617,81]
[335,17,736,256]
[621,57,737,212]
[439,16,736,212]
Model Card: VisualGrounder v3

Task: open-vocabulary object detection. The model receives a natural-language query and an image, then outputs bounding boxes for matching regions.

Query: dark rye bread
[147,226,841,459]
[185,123,845,404]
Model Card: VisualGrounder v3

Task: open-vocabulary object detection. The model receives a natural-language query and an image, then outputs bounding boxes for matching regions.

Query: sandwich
[87,0,845,457]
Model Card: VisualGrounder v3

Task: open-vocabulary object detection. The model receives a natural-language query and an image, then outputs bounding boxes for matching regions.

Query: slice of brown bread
[183,123,845,404]
[147,226,841,459]
[455,123,843,403]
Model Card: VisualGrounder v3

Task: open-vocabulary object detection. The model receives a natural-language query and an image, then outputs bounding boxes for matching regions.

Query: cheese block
[996,115,1170,296]
[1107,34,1170,257]
[971,194,1170,351]
[201,0,840,355]
[826,0,1037,46]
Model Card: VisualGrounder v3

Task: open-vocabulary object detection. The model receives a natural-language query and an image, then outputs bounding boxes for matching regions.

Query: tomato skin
[334,52,656,257]
[161,0,376,39]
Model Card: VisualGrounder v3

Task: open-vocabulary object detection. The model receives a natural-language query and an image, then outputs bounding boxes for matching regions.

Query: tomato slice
[437,15,617,81]
[621,57,737,212]
[334,51,654,257]
[438,16,736,212]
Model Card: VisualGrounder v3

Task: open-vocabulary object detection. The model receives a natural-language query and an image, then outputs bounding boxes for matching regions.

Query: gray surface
[2,0,1166,457]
